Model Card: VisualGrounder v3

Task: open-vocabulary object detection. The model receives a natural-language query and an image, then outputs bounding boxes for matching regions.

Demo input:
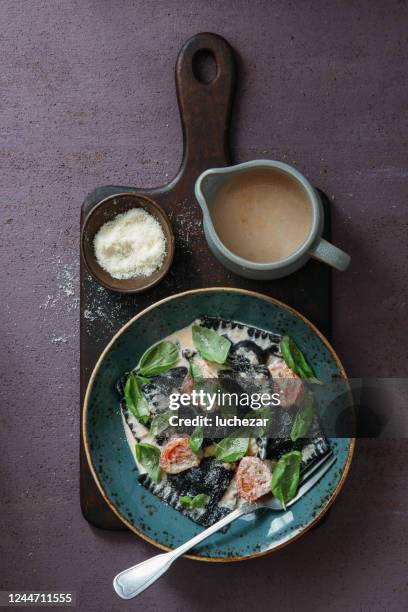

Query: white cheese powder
[93,208,167,279]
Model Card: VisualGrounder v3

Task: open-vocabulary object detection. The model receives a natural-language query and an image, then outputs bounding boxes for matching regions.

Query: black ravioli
[198,316,281,345]
[116,367,187,402]
[168,458,233,500]
[139,459,233,528]
[141,367,188,414]
[227,340,269,366]
[257,405,330,470]
[257,433,329,471]
[218,364,270,397]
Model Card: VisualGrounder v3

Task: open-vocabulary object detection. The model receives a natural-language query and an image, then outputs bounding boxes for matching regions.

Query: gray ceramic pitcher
[195,160,351,280]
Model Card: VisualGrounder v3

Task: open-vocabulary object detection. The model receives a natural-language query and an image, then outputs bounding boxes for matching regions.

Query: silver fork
[113,452,336,599]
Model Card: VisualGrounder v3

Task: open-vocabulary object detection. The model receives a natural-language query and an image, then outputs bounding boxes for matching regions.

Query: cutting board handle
[175,32,236,183]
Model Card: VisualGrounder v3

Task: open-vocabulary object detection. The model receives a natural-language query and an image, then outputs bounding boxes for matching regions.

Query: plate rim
[82,287,355,562]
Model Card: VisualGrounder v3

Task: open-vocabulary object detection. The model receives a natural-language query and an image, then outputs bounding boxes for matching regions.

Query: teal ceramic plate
[83,288,354,562]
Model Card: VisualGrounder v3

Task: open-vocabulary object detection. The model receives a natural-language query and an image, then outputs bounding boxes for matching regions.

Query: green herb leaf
[135,443,161,483]
[280,336,322,384]
[150,411,172,437]
[192,325,231,365]
[280,336,297,372]
[291,394,315,442]
[179,495,193,508]
[215,432,249,463]
[138,341,179,377]
[271,450,302,509]
[191,493,210,508]
[189,426,204,454]
[179,493,210,509]
[189,362,203,382]
[135,374,151,385]
[124,373,150,424]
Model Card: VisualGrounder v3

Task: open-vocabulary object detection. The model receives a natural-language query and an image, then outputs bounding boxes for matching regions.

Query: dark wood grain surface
[80,33,332,529]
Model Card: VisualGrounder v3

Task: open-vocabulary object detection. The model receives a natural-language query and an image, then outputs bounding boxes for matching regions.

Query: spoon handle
[113,507,246,599]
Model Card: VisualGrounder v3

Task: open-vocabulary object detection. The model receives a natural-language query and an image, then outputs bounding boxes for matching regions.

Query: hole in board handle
[192,49,217,84]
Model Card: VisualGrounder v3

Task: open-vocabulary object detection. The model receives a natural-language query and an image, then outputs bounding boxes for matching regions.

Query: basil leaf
[135,443,161,483]
[280,336,322,384]
[215,433,249,463]
[179,495,193,508]
[138,341,179,376]
[189,426,204,454]
[179,493,210,509]
[291,394,315,442]
[293,344,314,378]
[189,362,202,382]
[192,325,231,364]
[135,374,151,385]
[150,411,172,437]
[271,450,302,509]
[124,373,150,424]
[191,493,210,508]
[280,336,297,372]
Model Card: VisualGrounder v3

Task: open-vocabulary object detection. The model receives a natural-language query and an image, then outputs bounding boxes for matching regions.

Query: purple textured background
[1,1,407,611]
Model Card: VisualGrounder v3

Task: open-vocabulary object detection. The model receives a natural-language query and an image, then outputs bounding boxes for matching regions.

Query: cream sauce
[211,168,312,263]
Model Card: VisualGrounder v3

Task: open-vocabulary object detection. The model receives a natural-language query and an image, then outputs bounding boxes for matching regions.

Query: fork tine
[287,456,337,508]
[299,451,333,485]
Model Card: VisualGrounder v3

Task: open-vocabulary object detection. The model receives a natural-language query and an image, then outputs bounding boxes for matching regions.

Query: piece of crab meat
[159,437,200,474]
[236,456,272,502]
[267,355,305,408]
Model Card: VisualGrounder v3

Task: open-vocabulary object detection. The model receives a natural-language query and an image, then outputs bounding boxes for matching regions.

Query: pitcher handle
[309,237,351,271]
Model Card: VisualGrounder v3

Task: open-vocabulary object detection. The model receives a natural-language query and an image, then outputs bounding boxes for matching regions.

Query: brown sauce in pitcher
[211,169,313,263]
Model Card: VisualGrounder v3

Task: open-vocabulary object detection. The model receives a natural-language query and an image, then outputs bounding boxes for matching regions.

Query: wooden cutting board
[80,32,332,530]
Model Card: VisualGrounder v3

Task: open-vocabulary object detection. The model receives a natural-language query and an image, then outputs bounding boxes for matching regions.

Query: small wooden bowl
[81,192,175,293]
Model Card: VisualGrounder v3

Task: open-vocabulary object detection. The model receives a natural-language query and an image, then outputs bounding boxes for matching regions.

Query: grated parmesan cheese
[93,208,166,279]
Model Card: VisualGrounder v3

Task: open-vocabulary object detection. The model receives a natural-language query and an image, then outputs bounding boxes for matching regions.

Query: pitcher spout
[194,167,230,223]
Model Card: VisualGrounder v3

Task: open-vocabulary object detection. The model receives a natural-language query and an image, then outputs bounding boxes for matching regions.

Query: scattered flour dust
[39,254,79,346]
[83,283,129,334]
[93,208,167,279]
